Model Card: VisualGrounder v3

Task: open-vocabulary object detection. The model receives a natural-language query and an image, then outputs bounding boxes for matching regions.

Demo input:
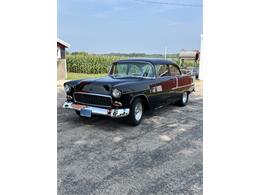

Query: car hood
[74,76,144,95]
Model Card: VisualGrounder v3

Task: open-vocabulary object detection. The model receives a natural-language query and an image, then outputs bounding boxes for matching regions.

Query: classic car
[63,58,195,125]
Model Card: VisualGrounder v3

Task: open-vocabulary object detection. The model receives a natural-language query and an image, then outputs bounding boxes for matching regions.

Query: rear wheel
[126,98,144,126]
[176,91,189,106]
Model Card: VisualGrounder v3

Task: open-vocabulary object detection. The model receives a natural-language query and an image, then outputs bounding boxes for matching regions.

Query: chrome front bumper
[62,101,130,118]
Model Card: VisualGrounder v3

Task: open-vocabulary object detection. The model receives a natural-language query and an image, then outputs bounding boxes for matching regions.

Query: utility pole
[164,47,167,59]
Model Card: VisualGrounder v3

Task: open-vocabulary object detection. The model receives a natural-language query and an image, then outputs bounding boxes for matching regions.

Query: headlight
[64,84,71,93]
[112,88,122,98]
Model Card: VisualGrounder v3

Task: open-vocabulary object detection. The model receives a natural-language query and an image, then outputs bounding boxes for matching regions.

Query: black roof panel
[115,58,177,65]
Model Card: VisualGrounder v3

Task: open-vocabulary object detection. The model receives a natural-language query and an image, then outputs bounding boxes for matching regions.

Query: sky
[58,0,202,54]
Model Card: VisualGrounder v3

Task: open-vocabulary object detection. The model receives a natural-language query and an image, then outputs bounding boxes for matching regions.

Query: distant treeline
[67,51,178,58]
[66,51,192,74]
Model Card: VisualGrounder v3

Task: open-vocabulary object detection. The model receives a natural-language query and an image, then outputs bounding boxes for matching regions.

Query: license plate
[71,103,86,110]
[80,109,92,117]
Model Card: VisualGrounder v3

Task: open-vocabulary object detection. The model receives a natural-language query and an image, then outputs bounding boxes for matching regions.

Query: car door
[148,64,174,107]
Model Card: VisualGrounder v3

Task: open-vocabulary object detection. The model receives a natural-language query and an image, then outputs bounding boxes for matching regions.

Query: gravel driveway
[57,81,203,195]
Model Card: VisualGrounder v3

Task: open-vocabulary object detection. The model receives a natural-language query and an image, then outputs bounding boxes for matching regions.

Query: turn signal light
[66,95,73,101]
[113,101,122,107]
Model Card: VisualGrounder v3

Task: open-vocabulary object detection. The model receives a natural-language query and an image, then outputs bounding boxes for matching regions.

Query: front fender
[113,80,153,108]
[64,79,83,96]
[116,90,150,109]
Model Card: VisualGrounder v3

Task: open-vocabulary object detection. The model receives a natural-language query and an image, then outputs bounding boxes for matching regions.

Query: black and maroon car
[63,58,195,125]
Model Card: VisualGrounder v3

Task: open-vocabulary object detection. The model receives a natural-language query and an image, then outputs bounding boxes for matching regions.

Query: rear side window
[169,65,181,76]
[155,64,170,77]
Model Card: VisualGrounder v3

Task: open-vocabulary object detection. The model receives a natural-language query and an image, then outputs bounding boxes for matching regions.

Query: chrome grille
[73,92,112,107]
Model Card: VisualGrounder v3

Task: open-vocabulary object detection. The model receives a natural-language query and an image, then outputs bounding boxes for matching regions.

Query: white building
[199,34,203,80]
[57,38,70,81]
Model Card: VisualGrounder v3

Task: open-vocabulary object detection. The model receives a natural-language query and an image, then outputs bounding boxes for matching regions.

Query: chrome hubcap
[182,92,188,103]
[134,102,143,121]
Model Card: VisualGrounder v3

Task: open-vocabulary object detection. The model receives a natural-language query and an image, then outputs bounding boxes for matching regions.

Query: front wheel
[176,91,189,106]
[126,98,144,126]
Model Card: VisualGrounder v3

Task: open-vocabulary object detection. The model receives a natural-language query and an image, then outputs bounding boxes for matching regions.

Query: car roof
[115,58,178,65]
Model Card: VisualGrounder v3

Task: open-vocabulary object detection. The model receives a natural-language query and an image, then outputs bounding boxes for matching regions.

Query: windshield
[110,62,154,78]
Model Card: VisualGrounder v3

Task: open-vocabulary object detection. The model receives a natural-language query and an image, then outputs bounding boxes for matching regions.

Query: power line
[133,0,202,7]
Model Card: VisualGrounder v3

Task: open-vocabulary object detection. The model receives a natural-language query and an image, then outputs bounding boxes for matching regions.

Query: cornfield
[66,53,187,74]
[66,54,124,74]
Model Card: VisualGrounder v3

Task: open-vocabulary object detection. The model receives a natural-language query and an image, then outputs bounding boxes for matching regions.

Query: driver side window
[169,65,181,76]
[155,64,170,77]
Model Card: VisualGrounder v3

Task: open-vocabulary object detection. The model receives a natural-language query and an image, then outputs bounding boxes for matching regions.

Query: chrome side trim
[176,83,195,89]
[171,83,194,90]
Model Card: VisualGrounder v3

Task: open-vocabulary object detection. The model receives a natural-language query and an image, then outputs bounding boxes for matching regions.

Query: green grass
[67,72,107,80]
